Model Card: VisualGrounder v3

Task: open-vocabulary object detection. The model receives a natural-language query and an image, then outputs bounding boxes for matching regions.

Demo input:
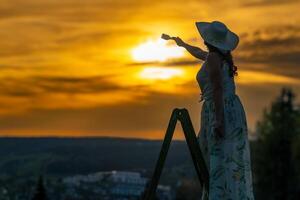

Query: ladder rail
[142,108,209,200]
[178,108,209,190]
[142,108,179,200]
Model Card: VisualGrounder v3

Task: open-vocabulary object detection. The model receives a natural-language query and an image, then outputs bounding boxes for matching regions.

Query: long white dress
[196,59,255,200]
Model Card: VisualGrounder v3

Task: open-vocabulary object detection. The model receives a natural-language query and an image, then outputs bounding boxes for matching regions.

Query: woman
[172,21,255,200]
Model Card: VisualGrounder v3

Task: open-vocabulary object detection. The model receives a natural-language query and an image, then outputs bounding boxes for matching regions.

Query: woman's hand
[173,37,185,47]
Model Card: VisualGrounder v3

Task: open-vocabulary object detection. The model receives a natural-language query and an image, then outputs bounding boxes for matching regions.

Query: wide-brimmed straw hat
[195,21,239,51]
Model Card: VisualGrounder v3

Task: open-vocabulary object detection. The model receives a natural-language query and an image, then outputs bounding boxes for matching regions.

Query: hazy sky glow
[0,0,300,139]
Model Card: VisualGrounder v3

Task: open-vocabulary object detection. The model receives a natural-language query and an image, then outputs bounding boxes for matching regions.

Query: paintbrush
[161,33,175,40]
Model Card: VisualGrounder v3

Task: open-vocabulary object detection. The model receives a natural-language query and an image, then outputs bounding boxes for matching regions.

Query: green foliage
[252,87,300,200]
[0,138,190,177]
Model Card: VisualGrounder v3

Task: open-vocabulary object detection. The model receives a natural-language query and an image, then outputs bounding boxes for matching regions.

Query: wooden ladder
[142,108,209,200]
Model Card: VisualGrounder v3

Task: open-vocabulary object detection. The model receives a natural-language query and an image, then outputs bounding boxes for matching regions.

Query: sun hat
[195,21,239,51]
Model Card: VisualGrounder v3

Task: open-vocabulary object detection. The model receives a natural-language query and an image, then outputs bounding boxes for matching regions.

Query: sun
[131,38,184,62]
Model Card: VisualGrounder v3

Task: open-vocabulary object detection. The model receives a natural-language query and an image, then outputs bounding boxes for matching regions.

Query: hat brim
[195,22,239,51]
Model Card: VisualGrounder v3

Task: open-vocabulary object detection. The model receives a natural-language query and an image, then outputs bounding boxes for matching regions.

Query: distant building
[62,170,173,200]
[63,171,107,185]
[156,185,173,200]
[108,171,147,199]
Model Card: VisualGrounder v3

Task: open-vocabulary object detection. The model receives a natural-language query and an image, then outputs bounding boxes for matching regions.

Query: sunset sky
[0,0,300,139]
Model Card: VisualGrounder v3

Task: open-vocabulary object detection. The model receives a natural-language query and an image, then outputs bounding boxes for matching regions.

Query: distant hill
[0,137,192,178]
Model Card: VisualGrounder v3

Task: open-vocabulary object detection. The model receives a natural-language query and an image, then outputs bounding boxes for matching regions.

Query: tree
[32,175,48,200]
[253,87,299,200]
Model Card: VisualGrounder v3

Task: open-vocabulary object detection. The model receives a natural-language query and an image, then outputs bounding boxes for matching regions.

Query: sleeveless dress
[196,58,255,200]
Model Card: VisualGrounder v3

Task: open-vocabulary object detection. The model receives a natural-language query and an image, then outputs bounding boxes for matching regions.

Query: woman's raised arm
[173,37,208,61]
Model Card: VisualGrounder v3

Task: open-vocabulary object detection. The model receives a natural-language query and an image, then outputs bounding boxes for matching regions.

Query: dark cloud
[126,59,201,67]
[234,25,300,77]
[0,0,154,21]
[0,83,299,139]
[55,28,150,46]
[0,75,124,97]
[0,90,201,138]
[241,0,298,7]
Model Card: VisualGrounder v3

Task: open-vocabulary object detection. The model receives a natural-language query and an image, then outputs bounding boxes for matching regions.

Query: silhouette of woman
[172,21,255,200]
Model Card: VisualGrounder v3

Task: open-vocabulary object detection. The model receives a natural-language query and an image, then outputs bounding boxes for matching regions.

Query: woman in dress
[172,21,255,199]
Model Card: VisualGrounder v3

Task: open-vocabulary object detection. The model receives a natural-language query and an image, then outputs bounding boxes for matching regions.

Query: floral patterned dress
[196,59,255,200]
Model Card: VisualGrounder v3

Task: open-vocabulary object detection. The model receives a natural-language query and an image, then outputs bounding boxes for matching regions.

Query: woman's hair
[204,41,238,77]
